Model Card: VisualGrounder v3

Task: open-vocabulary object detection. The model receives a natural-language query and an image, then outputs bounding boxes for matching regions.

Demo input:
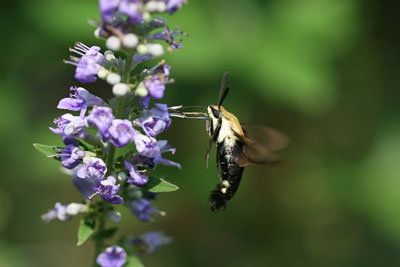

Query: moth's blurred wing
[237,124,289,167]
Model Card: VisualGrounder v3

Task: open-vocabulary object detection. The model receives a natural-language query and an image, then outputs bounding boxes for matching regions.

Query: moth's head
[207,105,222,120]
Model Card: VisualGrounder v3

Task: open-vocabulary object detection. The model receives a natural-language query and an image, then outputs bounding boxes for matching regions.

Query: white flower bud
[113,83,130,96]
[107,211,122,223]
[122,33,139,49]
[105,53,116,61]
[143,12,151,21]
[135,82,148,97]
[117,171,128,181]
[106,36,121,51]
[147,44,164,57]
[94,28,101,38]
[97,68,110,80]
[106,73,121,85]
[145,1,158,12]
[67,203,87,216]
[157,1,167,12]
[137,44,148,54]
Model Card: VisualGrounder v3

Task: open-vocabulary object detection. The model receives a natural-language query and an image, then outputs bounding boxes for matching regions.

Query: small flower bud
[106,36,121,51]
[147,44,164,57]
[122,33,139,49]
[105,54,116,61]
[67,203,87,216]
[94,28,101,38]
[137,44,148,54]
[107,211,122,223]
[143,12,151,21]
[145,1,158,12]
[135,82,148,97]
[113,83,130,96]
[106,73,122,85]
[117,171,128,181]
[97,68,110,80]
[157,1,167,12]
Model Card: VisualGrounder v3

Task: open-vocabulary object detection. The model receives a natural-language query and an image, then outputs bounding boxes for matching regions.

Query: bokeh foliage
[1,0,400,266]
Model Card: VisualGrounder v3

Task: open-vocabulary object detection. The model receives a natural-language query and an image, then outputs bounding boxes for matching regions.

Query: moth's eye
[210,106,221,118]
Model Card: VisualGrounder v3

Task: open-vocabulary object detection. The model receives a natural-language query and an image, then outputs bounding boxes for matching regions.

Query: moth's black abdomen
[209,185,228,212]
[209,140,244,211]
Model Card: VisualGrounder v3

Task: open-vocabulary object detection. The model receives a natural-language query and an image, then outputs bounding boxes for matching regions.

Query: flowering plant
[34,0,186,266]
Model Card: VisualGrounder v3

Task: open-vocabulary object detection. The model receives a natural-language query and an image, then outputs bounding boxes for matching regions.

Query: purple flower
[109,119,136,148]
[87,107,114,140]
[133,231,172,254]
[138,95,151,110]
[61,145,85,169]
[72,171,97,198]
[96,245,127,267]
[77,157,107,180]
[65,43,104,83]
[136,104,171,137]
[57,86,103,117]
[154,140,181,168]
[133,133,160,158]
[133,53,155,65]
[124,160,149,185]
[89,176,124,204]
[41,203,71,223]
[130,199,154,222]
[144,64,170,99]
[99,0,143,25]
[150,27,185,50]
[49,113,87,138]
[144,75,166,99]
[166,0,184,14]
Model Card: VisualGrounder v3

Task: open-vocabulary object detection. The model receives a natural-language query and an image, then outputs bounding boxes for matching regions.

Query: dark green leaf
[33,143,61,161]
[93,227,118,240]
[126,255,144,267]
[140,176,179,193]
[77,218,95,246]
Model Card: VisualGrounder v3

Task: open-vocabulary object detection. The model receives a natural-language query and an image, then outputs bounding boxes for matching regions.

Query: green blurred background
[1,0,400,266]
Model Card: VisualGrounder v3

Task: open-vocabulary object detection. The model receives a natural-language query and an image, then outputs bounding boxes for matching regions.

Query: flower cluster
[37,0,186,266]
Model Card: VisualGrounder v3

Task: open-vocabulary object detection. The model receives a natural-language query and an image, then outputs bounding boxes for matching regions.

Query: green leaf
[77,218,96,246]
[33,143,60,161]
[140,176,179,193]
[93,227,118,240]
[126,255,144,267]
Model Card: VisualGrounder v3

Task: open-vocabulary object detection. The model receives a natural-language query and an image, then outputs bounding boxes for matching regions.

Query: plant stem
[105,52,135,174]
[92,214,106,267]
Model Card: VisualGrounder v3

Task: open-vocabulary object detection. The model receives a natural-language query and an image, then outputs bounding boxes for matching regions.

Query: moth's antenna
[218,72,230,108]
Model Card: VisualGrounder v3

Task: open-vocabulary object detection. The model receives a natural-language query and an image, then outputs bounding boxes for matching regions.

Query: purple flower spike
[41,203,71,223]
[87,107,114,140]
[136,104,171,137]
[65,42,104,83]
[124,160,149,185]
[77,157,107,180]
[96,245,127,267]
[133,133,160,158]
[61,145,85,169]
[109,119,136,148]
[57,86,103,116]
[130,199,154,222]
[89,176,124,204]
